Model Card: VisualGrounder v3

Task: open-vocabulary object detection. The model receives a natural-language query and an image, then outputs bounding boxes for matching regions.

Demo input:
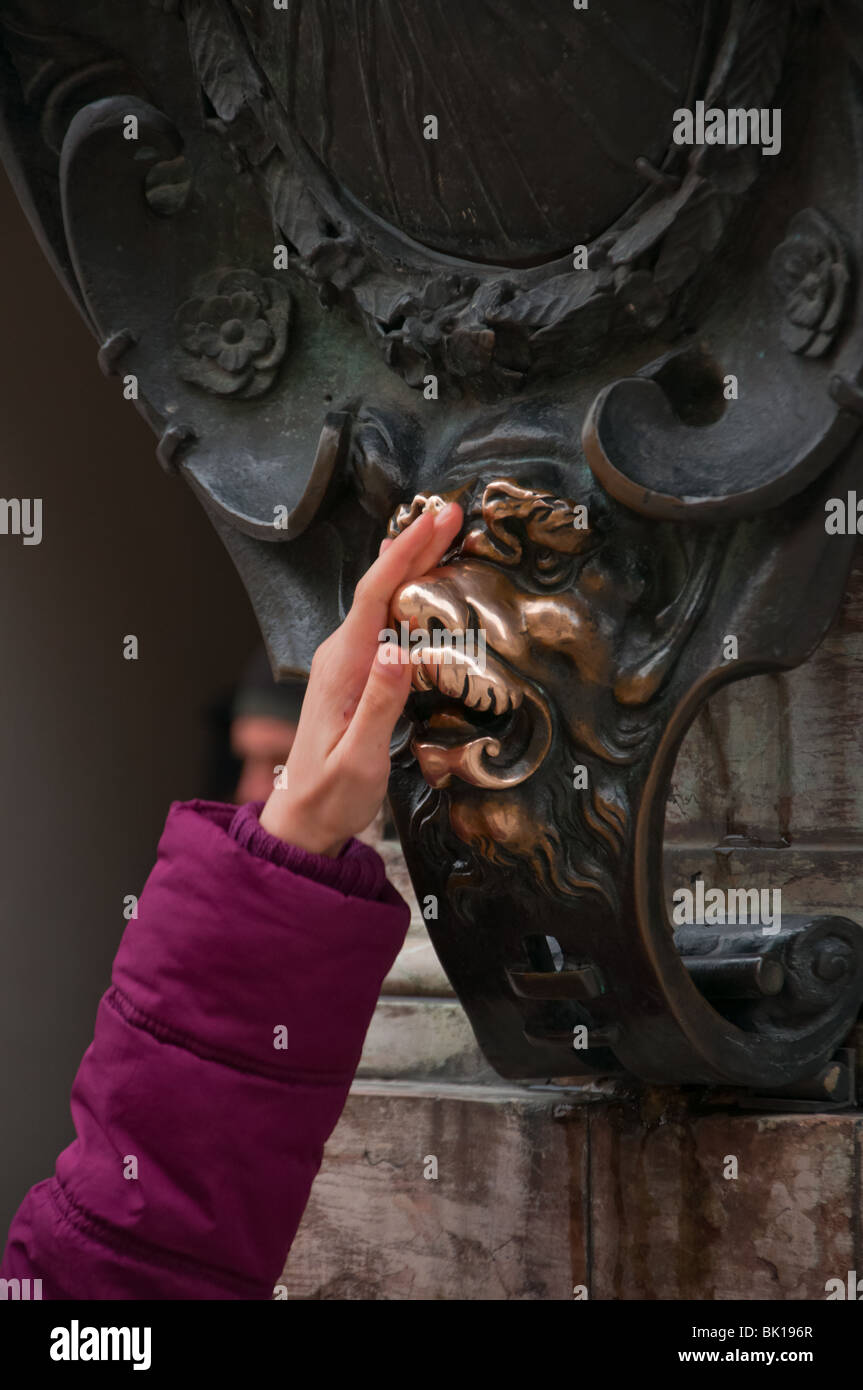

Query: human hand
[259,500,464,856]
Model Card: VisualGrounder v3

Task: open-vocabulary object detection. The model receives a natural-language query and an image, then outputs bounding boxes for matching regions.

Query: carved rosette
[175,269,291,399]
[769,209,850,357]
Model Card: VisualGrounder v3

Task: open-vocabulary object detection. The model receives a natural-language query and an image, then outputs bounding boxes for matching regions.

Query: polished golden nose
[390,574,466,632]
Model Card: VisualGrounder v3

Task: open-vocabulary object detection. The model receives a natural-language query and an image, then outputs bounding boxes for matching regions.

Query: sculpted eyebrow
[435,456,573,499]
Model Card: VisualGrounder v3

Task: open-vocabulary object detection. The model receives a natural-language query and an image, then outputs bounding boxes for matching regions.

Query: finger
[407,500,464,580]
[338,642,413,764]
[305,509,435,713]
[348,501,463,635]
[327,501,464,712]
[353,506,436,613]
[289,502,464,764]
[339,513,438,655]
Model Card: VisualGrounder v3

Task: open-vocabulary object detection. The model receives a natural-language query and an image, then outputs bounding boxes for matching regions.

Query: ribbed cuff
[228,801,389,902]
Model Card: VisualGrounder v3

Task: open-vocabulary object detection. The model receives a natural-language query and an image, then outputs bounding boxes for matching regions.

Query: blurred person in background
[229,646,306,804]
[201,644,306,805]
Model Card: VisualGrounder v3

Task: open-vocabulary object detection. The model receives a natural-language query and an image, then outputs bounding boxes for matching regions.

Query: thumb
[340,642,413,763]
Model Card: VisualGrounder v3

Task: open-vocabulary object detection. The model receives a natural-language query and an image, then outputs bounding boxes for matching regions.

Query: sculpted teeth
[412,652,525,724]
[414,658,528,722]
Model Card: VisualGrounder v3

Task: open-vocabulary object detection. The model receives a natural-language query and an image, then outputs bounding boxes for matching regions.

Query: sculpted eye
[532,544,573,585]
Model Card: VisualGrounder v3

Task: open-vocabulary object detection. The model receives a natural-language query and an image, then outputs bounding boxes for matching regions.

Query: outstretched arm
[0,501,462,1299]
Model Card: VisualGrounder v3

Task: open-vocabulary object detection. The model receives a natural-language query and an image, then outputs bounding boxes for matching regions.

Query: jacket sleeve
[0,799,409,1299]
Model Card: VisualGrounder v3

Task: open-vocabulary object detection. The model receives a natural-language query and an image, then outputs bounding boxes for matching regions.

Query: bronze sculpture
[3,0,863,1093]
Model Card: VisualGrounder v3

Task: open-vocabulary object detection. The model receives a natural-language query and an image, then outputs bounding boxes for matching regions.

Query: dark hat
[230,645,305,726]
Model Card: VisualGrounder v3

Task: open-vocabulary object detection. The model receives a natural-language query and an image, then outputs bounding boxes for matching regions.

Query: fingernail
[377,641,406,673]
[434,501,457,526]
[379,537,393,554]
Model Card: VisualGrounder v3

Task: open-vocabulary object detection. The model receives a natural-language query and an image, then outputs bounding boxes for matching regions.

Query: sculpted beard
[405,729,629,925]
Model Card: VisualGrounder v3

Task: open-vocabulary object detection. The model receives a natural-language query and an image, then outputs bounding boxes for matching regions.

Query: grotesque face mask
[4,0,863,1092]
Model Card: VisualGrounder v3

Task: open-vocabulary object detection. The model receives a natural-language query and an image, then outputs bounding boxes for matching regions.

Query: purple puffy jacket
[0,799,409,1299]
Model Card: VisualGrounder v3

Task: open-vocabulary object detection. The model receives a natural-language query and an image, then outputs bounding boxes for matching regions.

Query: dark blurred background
[0,166,260,1237]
